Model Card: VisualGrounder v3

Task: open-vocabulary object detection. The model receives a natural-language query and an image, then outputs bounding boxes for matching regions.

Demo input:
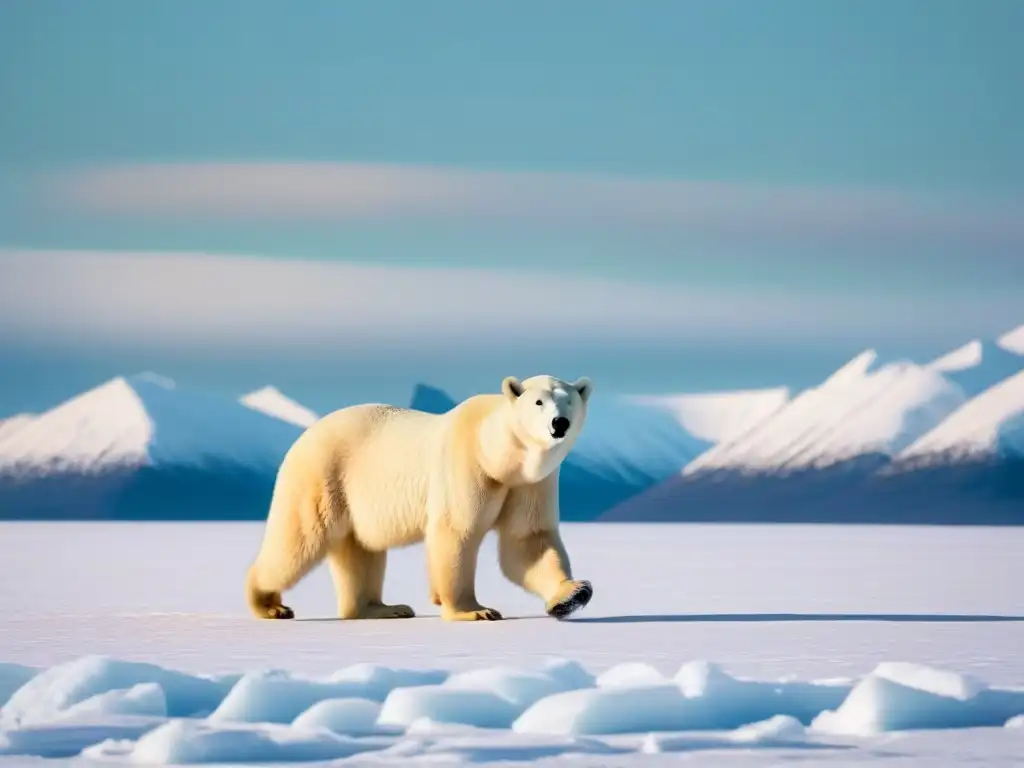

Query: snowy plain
[1,521,1023,766]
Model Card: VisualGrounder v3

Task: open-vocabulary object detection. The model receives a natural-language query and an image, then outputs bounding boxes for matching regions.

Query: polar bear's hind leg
[327,535,415,619]
[246,566,297,619]
[245,532,327,620]
[245,485,332,620]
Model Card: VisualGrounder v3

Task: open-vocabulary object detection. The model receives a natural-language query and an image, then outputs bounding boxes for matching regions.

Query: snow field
[3,520,1023,764]
[2,654,1023,763]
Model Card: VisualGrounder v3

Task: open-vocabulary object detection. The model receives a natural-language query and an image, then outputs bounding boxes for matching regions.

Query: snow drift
[1,655,1021,763]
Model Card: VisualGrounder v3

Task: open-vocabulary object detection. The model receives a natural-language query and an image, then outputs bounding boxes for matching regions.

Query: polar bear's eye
[535,399,543,406]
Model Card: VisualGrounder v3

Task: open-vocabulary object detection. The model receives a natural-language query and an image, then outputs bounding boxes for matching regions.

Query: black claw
[547,581,593,620]
[270,605,295,619]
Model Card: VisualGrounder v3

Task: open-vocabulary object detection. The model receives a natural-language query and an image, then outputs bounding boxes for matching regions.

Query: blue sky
[1,0,1022,416]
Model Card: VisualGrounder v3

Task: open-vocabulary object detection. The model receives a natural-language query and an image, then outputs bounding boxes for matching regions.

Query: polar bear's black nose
[551,417,570,438]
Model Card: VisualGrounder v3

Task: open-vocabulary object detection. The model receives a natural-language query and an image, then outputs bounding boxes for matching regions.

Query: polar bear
[245,374,594,622]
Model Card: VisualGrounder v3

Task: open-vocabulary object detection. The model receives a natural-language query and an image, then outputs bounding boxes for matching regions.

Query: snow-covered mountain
[240,385,319,428]
[629,386,789,444]
[926,324,1024,397]
[999,324,1024,354]
[398,381,711,520]
[895,368,1024,465]
[0,414,33,445]
[538,392,710,520]
[5,323,1022,524]
[408,383,458,414]
[682,350,965,476]
[404,380,709,483]
[0,374,303,520]
[1,374,301,476]
[602,328,1024,525]
[569,393,711,483]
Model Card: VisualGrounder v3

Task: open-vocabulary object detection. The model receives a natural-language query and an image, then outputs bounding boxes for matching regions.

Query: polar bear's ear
[502,376,525,402]
[572,377,593,403]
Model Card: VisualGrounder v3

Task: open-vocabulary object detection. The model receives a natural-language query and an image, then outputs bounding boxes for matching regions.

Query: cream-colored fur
[245,374,593,622]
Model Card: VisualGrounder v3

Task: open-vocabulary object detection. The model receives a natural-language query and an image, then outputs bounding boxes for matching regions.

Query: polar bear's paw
[359,602,416,619]
[546,579,593,620]
[442,606,503,622]
[265,604,295,620]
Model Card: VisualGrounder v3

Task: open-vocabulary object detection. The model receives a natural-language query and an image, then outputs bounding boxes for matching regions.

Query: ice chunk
[730,713,806,743]
[378,685,521,729]
[872,661,985,700]
[516,660,852,736]
[404,717,488,736]
[442,665,580,709]
[291,697,388,736]
[372,732,627,762]
[642,715,825,754]
[675,660,851,725]
[595,661,666,688]
[0,662,38,708]
[539,658,596,689]
[83,719,383,765]
[513,683,689,735]
[812,662,1024,735]
[0,656,230,728]
[814,675,963,735]
[0,716,164,759]
[210,670,372,724]
[59,682,166,720]
[207,665,444,725]
[675,659,736,696]
[328,661,448,696]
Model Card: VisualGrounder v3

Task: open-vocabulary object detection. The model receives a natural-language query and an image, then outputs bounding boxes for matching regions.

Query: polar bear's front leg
[426,523,502,621]
[497,526,593,620]
[497,479,593,620]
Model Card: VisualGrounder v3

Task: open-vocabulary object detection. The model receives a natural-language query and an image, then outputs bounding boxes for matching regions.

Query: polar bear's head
[501,374,592,452]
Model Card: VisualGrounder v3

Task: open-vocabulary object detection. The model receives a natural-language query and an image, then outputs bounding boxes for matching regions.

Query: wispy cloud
[37,162,1024,248]
[0,249,1018,351]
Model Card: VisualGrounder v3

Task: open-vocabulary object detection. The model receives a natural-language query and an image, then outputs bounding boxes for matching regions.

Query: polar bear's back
[272,402,450,549]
